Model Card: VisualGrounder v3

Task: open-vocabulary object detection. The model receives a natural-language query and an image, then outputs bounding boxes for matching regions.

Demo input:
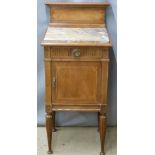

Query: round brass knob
[72,48,81,57]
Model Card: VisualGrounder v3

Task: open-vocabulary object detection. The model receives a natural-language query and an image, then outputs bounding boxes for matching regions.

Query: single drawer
[48,47,109,59]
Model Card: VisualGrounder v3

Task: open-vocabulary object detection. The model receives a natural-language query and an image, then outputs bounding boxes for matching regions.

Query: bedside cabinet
[41,1,112,155]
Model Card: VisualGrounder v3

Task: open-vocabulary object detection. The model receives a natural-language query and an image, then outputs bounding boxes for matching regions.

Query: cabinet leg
[52,111,57,132]
[99,113,106,155]
[46,113,53,154]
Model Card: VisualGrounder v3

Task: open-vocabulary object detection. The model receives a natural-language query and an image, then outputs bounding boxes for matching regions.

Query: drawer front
[52,61,102,104]
[49,47,109,59]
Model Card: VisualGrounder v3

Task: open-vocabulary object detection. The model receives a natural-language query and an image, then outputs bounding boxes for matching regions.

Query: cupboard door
[52,62,101,104]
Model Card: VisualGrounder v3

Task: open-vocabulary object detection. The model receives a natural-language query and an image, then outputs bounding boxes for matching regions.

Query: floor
[37,127,117,155]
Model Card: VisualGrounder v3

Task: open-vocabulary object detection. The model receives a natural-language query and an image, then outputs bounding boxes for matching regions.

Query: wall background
[37,0,117,126]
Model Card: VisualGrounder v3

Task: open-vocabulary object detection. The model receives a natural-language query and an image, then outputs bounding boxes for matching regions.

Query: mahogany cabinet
[41,1,112,155]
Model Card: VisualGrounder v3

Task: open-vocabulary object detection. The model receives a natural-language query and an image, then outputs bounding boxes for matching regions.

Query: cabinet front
[52,62,101,105]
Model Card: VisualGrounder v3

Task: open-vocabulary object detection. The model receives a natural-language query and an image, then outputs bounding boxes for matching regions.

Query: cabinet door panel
[52,62,101,104]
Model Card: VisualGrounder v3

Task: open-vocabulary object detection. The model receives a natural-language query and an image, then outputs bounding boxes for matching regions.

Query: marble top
[42,27,110,45]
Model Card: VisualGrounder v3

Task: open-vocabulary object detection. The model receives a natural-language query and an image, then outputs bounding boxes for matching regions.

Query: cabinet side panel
[50,7,105,24]
[100,61,109,105]
[44,47,52,112]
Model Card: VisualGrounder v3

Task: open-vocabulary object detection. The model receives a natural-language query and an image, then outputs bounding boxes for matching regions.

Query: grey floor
[37,127,117,155]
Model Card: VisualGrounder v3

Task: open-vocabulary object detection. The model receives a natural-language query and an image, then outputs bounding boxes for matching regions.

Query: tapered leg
[99,113,106,155]
[46,113,53,154]
[52,112,57,132]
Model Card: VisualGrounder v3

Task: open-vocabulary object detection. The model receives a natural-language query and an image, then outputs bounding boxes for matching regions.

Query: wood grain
[99,114,106,155]
[49,23,106,27]
[100,61,109,105]
[46,113,53,154]
[51,7,105,24]
[44,47,52,113]
[42,1,112,154]
[50,47,108,58]
[52,62,100,104]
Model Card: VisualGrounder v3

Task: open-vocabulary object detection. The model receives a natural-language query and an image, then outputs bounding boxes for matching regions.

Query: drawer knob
[72,48,81,57]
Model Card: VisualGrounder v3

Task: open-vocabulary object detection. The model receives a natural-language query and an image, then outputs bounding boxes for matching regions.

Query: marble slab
[43,27,110,44]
